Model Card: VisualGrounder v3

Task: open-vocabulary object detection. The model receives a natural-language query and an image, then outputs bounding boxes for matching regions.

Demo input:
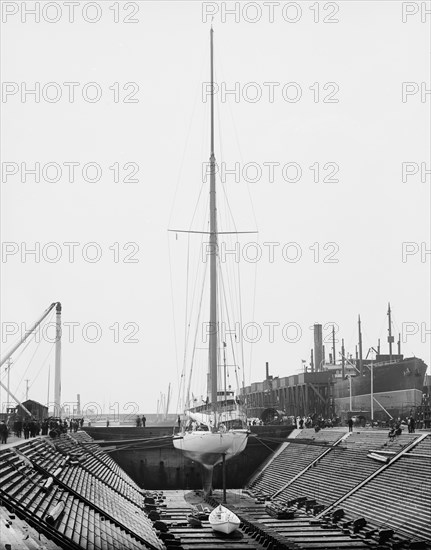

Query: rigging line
[183,201,211,408]
[177,127,212,410]
[167,234,180,411]
[217,44,259,232]
[216,197,251,393]
[253,436,277,453]
[214,88,259,388]
[217,257,241,394]
[237,258,246,389]
[185,254,208,411]
[248,254,258,386]
[188,151,207,232]
[218,177,240,309]
[179,202,207,411]
[0,308,56,381]
[28,342,55,390]
[1,308,55,363]
[217,165,259,391]
[181,232,191,412]
[168,47,207,229]
[391,314,403,350]
[104,441,174,453]
[215,235,237,356]
[214,53,243,351]
[225,85,259,232]
[376,310,387,347]
[215,170,243,357]
[12,312,55,395]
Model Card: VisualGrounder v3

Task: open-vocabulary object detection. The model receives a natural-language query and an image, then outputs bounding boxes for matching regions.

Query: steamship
[242,304,428,423]
[315,305,428,420]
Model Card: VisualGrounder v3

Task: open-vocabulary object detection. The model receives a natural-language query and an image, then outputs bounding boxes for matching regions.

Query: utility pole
[332,325,336,365]
[47,364,51,411]
[370,356,374,423]
[6,358,12,411]
[358,315,363,376]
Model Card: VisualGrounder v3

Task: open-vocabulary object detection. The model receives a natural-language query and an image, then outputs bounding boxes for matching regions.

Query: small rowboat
[209,504,240,535]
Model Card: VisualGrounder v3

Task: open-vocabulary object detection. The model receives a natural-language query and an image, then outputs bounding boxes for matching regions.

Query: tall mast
[358,315,363,375]
[209,26,219,412]
[341,338,345,379]
[387,303,394,361]
[332,325,336,364]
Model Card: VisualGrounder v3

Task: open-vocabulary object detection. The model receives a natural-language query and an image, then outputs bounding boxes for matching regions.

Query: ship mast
[208,27,219,416]
[332,325,336,365]
[387,303,394,361]
[358,315,363,375]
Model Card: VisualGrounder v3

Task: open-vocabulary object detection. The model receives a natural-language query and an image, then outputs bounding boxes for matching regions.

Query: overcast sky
[1,1,429,416]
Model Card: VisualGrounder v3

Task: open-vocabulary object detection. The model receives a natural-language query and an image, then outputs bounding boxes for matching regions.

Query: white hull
[209,504,240,535]
[172,429,249,467]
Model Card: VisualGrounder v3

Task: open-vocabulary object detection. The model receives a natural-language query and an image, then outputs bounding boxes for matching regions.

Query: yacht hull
[172,429,249,467]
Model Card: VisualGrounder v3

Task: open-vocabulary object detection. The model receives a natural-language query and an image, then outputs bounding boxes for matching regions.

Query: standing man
[348,417,353,432]
[0,421,8,444]
[142,415,146,427]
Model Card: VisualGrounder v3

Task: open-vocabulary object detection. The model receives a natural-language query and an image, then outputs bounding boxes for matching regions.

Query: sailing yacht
[172,28,249,479]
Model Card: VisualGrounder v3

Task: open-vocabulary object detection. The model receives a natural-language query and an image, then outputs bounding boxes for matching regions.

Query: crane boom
[1,302,57,367]
[0,302,60,419]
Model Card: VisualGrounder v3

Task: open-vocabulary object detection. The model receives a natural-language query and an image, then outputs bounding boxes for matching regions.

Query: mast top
[210,25,215,158]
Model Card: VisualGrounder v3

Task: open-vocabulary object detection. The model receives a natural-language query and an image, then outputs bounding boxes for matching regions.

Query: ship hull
[172,429,249,467]
[333,357,427,419]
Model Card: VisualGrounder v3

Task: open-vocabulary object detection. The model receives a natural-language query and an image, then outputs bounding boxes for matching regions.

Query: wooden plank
[299,542,368,548]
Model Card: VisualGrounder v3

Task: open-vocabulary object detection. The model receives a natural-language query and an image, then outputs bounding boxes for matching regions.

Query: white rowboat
[209,504,240,535]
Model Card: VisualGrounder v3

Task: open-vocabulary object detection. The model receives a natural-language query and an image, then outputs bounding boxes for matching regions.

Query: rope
[28,343,55,390]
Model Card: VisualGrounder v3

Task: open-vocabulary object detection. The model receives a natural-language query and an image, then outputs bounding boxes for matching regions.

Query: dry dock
[1,428,430,549]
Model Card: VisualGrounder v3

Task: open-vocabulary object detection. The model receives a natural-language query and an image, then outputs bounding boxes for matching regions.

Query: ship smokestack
[341,338,345,379]
[265,361,269,380]
[310,349,314,372]
[313,324,323,372]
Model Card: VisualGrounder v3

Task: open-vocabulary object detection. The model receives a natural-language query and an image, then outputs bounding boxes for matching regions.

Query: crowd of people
[48,417,84,437]
[0,416,85,444]
[293,415,341,431]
